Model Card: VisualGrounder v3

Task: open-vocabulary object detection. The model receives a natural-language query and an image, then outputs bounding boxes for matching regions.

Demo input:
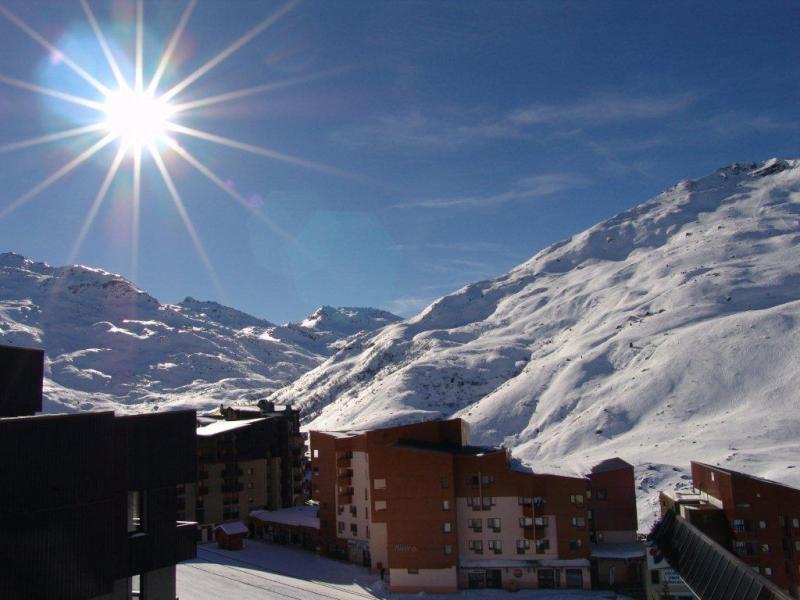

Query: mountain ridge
[267,158,800,527]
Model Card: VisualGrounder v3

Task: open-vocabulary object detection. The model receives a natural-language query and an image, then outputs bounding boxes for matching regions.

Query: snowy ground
[177,541,630,600]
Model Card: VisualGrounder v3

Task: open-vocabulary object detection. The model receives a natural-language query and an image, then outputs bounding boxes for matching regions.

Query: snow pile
[0,254,398,414]
[268,159,800,528]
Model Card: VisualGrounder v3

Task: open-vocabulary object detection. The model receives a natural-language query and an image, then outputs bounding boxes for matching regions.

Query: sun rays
[0,0,355,294]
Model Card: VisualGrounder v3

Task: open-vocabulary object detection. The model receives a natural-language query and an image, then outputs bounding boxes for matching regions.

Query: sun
[102,89,174,150]
[0,0,364,299]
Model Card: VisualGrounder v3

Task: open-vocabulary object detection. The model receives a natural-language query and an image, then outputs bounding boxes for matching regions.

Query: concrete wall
[390,567,458,593]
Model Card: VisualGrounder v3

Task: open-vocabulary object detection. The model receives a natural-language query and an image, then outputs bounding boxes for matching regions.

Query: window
[793,517,799,528]
[364,488,368,501]
[365,507,369,519]
[248,496,254,503]
[481,474,494,486]
[736,503,751,510]
[249,467,254,475]
[518,496,532,505]
[569,539,582,550]
[519,517,533,527]
[337,521,345,533]
[533,496,545,507]
[442,499,450,511]
[487,517,501,532]
[469,540,483,554]
[778,515,785,526]
[350,523,358,535]
[732,519,750,532]
[443,522,452,533]
[795,541,800,551]
[469,475,479,487]
[651,570,660,585]
[248,482,254,489]
[337,505,344,515]
[516,539,530,554]
[570,494,584,506]
[761,544,770,553]
[407,568,419,575]
[469,496,481,510]
[759,520,767,529]
[488,540,502,554]
[764,567,773,576]
[350,506,357,517]
[534,516,548,528]
[441,477,449,489]
[535,539,550,553]
[373,478,386,490]
[711,472,715,481]
[127,490,145,533]
[572,516,585,528]
[468,518,482,532]
[313,449,319,458]
[482,496,495,509]
[366,526,370,539]
[313,467,319,476]
[444,544,452,555]
[596,489,608,500]
[374,500,387,511]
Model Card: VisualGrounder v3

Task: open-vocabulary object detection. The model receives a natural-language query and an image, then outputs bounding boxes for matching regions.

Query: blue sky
[0,1,797,323]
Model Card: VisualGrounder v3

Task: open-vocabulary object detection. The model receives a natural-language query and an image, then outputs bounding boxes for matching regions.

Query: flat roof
[392,439,501,456]
[196,418,266,437]
[693,461,800,494]
[249,504,320,529]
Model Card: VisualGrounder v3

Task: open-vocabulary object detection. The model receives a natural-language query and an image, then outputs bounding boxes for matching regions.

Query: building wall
[691,461,800,595]
[588,462,638,542]
[390,567,458,593]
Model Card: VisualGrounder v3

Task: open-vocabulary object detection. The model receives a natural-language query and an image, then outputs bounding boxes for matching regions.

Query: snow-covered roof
[197,418,266,437]
[215,521,249,535]
[249,504,320,529]
[591,543,646,559]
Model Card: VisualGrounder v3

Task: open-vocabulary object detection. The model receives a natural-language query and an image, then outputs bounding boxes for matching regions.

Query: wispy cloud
[396,173,588,209]
[332,91,696,152]
[507,92,696,126]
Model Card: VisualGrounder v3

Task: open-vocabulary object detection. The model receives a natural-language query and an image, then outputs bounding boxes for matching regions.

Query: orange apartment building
[660,461,800,598]
[310,418,638,593]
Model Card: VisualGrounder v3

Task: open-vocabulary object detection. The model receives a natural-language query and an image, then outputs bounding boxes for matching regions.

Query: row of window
[734,540,800,555]
[733,517,800,532]
[337,521,371,538]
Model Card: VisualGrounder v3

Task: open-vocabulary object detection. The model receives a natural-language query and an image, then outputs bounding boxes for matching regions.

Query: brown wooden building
[0,345,197,600]
[310,418,638,593]
[661,461,800,598]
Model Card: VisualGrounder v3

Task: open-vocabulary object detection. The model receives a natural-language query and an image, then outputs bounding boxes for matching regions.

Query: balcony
[221,482,244,493]
[176,521,198,562]
[336,454,353,468]
[338,487,354,505]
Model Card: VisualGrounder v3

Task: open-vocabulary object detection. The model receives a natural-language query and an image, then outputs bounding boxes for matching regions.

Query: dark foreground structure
[651,510,793,600]
[0,345,198,600]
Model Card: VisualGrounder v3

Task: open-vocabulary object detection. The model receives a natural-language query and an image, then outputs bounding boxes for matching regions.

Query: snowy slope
[0,254,398,414]
[269,159,800,527]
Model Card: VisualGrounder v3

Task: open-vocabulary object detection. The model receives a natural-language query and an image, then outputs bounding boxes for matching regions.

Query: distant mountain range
[4,158,800,528]
[0,252,399,414]
[268,158,800,526]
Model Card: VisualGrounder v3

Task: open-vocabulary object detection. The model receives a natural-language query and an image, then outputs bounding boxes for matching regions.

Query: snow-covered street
[177,541,630,600]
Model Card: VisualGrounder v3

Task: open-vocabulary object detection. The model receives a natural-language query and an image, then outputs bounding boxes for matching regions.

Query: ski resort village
[3,160,800,599]
[0,1,798,599]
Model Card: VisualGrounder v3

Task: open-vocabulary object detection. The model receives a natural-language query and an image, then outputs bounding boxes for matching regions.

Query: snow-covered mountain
[269,158,800,527]
[0,253,398,414]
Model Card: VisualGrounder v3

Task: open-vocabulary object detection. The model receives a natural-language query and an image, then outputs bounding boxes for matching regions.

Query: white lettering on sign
[394,544,418,552]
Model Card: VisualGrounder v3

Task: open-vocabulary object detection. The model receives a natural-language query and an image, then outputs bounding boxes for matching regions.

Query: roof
[591,543,646,559]
[249,504,320,529]
[591,457,634,474]
[196,418,265,437]
[392,439,501,456]
[215,521,249,535]
[692,461,800,494]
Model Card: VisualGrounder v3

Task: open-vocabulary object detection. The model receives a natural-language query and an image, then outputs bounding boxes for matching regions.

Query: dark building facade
[660,461,800,598]
[0,345,197,600]
[181,403,305,541]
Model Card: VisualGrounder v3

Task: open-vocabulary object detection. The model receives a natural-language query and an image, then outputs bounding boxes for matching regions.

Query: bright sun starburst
[0,0,362,298]
[102,89,174,151]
